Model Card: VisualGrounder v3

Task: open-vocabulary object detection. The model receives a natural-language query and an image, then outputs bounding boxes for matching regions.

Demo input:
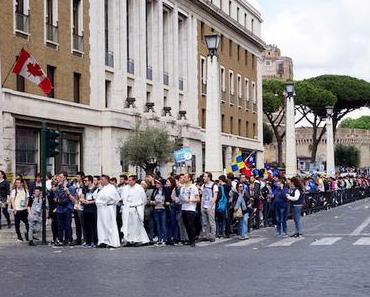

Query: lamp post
[204,34,223,177]
[325,106,335,177]
[284,81,297,177]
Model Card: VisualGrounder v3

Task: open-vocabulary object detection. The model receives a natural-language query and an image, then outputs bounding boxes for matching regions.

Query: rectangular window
[72,0,83,52]
[246,121,249,137]
[105,80,111,108]
[200,21,205,41]
[251,54,255,70]
[220,34,224,52]
[244,13,247,27]
[47,65,56,98]
[229,40,232,56]
[237,45,240,60]
[230,117,234,134]
[46,0,58,43]
[251,81,256,104]
[244,79,249,108]
[221,114,225,132]
[201,108,206,129]
[16,127,38,177]
[253,123,256,137]
[200,56,207,94]
[220,66,225,92]
[16,75,25,92]
[238,119,241,136]
[228,1,232,16]
[15,0,30,33]
[229,71,234,95]
[251,18,254,33]
[237,7,239,22]
[237,75,242,98]
[73,72,81,103]
[61,137,80,176]
[245,50,248,65]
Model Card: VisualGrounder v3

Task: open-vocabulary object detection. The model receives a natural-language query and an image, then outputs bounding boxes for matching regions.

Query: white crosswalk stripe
[353,237,370,246]
[225,238,266,247]
[268,237,304,247]
[310,237,342,246]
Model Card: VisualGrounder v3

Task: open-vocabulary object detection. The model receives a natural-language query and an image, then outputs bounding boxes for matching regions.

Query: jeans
[182,210,197,245]
[239,213,249,238]
[14,209,29,239]
[275,206,288,235]
[292,205,303,234]
[216,211,227,237]
[201,205,216,240]
[57,211,72,243]
[167,206,179,242]
[153,208,167,242]
[0,205,11,226]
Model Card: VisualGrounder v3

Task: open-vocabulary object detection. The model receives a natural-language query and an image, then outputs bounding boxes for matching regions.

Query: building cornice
[195,0,266,51]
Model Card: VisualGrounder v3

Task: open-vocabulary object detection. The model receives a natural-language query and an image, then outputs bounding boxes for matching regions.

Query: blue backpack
[216,185,227,214]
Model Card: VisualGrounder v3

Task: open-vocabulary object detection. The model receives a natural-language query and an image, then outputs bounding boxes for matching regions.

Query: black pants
[182,210,197,244]
[144,207,154,241]
[116,205,123,241]
[83,210,97,246]
[14,209,29,238]
[49,213,58,242]
[74,209,84,243]
[0,205,11,226]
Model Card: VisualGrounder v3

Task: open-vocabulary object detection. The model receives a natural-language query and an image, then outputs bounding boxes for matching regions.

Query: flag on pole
[231,151,245,173]
[12,49,53,95]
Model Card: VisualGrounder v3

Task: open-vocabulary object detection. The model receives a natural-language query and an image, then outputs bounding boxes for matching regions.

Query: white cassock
[121,184,149,244]
[96,184,121,247]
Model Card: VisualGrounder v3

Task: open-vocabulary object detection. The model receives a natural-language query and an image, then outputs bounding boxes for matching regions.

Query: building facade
[264,127,370,170]
[262,44,293,81]
[0,0,265,180]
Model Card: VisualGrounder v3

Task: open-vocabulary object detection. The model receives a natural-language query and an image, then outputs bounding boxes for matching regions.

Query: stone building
[0,0,265,179]
[264,127,370,170]
[262,44,293,81]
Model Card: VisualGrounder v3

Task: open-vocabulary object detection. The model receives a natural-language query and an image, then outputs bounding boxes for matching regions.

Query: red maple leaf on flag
[27,63,43,77]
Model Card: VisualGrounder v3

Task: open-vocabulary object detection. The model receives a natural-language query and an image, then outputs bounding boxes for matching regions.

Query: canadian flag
[12,49,53,95]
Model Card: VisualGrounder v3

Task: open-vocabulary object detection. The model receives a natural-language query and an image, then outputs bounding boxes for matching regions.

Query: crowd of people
[0,168,369,248]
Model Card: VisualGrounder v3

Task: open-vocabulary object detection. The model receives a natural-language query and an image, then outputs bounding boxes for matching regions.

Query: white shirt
[180,184,199,212]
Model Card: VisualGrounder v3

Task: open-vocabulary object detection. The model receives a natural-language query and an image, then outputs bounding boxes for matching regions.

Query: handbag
[233,207,243,219]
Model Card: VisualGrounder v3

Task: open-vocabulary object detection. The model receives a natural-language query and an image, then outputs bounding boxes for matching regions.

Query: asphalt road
[1,198,370,297]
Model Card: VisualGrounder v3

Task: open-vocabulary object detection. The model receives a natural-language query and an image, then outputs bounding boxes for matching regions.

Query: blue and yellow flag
[231,151,245,173]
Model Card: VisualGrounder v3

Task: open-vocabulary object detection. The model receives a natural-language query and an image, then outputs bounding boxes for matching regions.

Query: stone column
[225,146,233,172]
[326,113,335,177]
[205,55,222,177]
[285,95,297,177]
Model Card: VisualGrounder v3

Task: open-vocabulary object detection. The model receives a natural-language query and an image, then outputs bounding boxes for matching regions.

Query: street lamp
[204,34,223,177]
[284,81,296,98]
[326,105,335,176]
[205,34,221,58]
[284,81,297,177]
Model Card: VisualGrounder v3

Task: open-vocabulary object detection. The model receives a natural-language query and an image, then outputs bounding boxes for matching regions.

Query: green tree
[306,75,370,137]
[263,123,274,145]
[295,80,337,162]
[334,144,360,167]
[120,127,175,174]
[339,116,370,130]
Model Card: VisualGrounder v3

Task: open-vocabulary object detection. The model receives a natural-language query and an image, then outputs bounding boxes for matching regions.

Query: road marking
[310,237,342,246]
[225,238,266,247]
[353,237,370,246]
[197,237,234,247]
[268,237,304,247]
[351,216,370,236]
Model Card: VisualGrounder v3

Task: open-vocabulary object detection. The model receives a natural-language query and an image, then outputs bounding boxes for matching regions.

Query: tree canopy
[339,116,370,130]
[334,144,360,168]
[121,127,175,174]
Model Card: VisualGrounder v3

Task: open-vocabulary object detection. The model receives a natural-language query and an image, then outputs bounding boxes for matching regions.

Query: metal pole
[41,122,48,244]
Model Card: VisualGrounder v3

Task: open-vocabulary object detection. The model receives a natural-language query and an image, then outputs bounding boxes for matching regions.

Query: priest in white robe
[121,175,149,245]
[96,175,121,248]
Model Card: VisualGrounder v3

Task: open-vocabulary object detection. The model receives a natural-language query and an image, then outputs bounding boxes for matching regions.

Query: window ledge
[15,30,30,38]
[72,49,84,56]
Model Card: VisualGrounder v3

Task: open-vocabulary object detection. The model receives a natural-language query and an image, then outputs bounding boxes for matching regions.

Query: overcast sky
[250,0,370,120]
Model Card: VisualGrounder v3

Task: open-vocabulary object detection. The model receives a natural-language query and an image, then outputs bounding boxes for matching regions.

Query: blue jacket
[54,184,73,213]
[273,187,288,209]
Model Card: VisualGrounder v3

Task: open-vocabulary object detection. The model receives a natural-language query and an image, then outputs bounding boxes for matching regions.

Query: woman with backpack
[233,182,251,240]
[10,177,30,241]
[215,175,230,238]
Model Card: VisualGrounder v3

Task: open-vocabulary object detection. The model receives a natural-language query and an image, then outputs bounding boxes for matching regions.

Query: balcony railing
[179,77,184,91]
[105,51,114,67]
[146,66,153,80]
[201,82,207,95]
[46,23,59,43]
[16,12,29,33]
[72,33,84,52]
[127,58,135,74]
[229,93,235,105]
[163,72,169,85]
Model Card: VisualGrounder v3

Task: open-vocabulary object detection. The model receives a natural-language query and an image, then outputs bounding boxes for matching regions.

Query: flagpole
[1,58,17,88]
